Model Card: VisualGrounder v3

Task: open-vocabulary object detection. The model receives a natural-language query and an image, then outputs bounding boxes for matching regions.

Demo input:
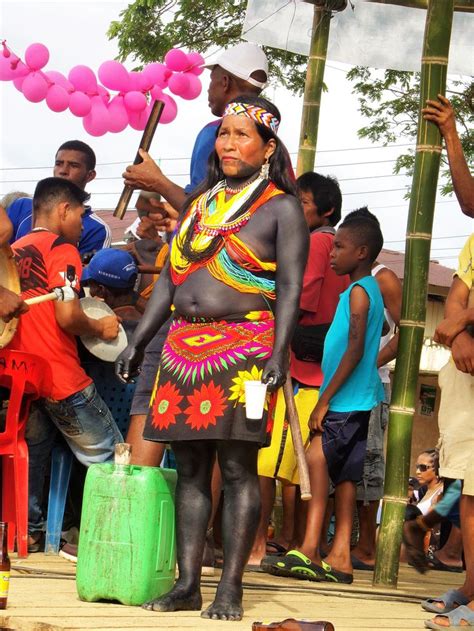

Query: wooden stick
[114,100,165,220]
[25,291,58,306]
[282,371,312,500]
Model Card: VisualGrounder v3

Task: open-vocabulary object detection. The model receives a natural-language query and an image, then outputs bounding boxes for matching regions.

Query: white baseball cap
[204,42,268,89]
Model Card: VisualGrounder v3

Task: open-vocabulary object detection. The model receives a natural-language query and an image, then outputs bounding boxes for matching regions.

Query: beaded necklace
[170,179,283,296]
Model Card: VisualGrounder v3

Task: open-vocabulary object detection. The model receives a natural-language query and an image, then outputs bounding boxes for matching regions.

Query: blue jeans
[26,383,123,533]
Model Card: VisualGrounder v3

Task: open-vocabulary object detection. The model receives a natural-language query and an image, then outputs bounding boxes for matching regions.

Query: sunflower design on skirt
[151,382,183,430]
[185,382,227,430]
[229,365,263,406]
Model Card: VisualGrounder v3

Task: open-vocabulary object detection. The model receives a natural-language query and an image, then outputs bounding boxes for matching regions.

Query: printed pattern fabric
[143,311,276,445]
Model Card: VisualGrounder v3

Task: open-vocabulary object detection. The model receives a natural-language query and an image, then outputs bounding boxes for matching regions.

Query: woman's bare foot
[142,583,202,612]
[201,582,243,621]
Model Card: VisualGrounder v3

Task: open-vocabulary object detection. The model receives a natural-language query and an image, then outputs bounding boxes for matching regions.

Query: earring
[259,157,270,180]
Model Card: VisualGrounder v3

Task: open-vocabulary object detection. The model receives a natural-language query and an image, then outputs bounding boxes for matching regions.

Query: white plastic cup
[244,380,268,419]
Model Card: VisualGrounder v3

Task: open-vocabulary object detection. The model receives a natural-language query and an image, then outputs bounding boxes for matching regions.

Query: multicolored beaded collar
[223,102,280,134]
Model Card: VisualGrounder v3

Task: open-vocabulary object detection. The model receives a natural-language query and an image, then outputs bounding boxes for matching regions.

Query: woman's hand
[262,354,288,391]
[115,343,145,384]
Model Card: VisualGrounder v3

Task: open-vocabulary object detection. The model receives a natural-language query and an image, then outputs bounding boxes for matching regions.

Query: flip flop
[422,590,470,614]
[424,605,474,629]
[351,554,374,571]
[260,553,286,573]
[244,564,263,573]
[267,550,326,582]
[426,552,463,573]
[321,560,353,584]
[266,541,288,556]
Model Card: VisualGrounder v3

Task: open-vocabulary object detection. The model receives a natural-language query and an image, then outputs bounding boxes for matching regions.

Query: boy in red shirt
[11,177,122,550]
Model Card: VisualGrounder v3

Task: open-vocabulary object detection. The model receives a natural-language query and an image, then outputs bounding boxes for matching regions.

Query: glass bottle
[0,522,10,610]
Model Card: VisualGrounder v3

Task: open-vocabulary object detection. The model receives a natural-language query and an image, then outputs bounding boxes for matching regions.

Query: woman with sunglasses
[415,449,443,516]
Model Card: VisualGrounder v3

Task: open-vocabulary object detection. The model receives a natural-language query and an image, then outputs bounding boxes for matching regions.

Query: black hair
[419,449,440,478]
[296,172,342,226]
[177,94,295,264]
[339,207,383,263]
[33,177,90,215]
[56,140,96,171]
[85,278,137,295]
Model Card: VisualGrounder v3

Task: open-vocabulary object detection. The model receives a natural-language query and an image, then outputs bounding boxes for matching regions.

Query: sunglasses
[416,464,433,472]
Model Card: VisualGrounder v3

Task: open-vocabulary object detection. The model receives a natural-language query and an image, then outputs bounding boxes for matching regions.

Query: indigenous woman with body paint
[116,95,308,621]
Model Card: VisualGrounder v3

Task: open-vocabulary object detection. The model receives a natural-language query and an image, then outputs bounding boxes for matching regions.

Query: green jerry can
[76,443,177,606]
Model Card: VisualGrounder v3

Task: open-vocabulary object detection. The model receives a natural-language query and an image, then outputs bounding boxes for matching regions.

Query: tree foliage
[347,67,473,196]
[107,0,308,94]
[108,1,473,195]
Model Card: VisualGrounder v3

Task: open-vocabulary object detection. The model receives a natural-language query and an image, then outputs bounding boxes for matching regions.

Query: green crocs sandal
[267,550,326,582]
[321,560,353,584]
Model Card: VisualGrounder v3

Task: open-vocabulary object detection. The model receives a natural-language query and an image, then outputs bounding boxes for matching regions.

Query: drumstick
[24,286,76,306]
[282,371,312,500]
[114,100,165,220]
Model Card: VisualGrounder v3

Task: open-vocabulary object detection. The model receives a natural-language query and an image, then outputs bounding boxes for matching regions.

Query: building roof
[378,248,454,296]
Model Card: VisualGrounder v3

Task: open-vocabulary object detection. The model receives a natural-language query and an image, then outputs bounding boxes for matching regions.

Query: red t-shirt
[290,230,350,387]
[11,230,92,400]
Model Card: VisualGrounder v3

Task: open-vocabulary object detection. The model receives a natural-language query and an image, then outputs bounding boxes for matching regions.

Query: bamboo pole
[296,5,331,176]
[373,0,454,588]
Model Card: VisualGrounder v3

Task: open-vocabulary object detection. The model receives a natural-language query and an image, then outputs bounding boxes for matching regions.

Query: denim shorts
[322,409,370,485]
[356,382,391,503]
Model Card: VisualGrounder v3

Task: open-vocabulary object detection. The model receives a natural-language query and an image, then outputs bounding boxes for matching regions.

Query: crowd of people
[0,41,473,627]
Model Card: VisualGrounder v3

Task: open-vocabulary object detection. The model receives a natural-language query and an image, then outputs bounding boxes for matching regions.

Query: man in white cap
[122,41,269,210]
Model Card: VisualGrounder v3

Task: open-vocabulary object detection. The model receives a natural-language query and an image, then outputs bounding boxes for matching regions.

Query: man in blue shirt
[8,140,111,258]
[122,42,269,210]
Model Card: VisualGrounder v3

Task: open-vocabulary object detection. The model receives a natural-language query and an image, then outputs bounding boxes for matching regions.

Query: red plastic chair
[0,349,52,557]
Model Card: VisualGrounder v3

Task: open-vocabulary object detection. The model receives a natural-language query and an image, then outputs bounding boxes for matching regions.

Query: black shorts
[322,410,370,485]
[129,318,172,416]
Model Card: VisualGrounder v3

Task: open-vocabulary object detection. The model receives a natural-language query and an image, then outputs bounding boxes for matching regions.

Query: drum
[0,245,21,349]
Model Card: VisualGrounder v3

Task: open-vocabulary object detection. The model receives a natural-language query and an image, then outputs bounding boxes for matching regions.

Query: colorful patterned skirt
[143,310,276,445]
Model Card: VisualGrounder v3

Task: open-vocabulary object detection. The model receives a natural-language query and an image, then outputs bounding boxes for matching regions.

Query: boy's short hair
[296,172,342,226]
[33,177,90,215]
[56,140,96,171]
[340,206,383,262]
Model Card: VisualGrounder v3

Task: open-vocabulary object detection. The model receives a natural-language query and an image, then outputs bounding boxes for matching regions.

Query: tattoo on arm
[349,313,361,340]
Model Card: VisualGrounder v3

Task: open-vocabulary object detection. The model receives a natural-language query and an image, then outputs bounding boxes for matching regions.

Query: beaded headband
[223,102,280,134]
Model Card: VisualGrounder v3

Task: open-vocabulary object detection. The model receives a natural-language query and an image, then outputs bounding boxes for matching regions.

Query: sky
[0,0,472,269]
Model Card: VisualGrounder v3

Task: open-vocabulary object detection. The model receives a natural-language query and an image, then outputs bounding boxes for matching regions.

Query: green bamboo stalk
[296,5,331,176]
[373,0,454,588]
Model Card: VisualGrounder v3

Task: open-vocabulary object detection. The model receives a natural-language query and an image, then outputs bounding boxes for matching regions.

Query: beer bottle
[0,522,10,610]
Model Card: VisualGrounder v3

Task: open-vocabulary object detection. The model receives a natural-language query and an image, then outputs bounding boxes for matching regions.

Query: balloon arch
[0,41,205,136]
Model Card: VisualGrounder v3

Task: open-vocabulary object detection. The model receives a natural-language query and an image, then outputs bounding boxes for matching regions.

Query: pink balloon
[128,106,151,131]
[82,96,110,136]
[128,71,142,91]
[186,52,205,76]
[168,73,190,98]
[98,60,130,92]
[97,84,110,105]
[180,73,202,100]
[108,95,129,133]
[124,90,147,112]
[143,63,171,89]
[44,70,74,92]
[25,43,49,71]
[68,65,97,93]
[164,48,189,72]
[69,91,92,117]
[160,93,177,124]
[0,57,29,81]
[13,75,26,91]
[46,84,70,112]
[22,72,49,102]
[150,85,164,101]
